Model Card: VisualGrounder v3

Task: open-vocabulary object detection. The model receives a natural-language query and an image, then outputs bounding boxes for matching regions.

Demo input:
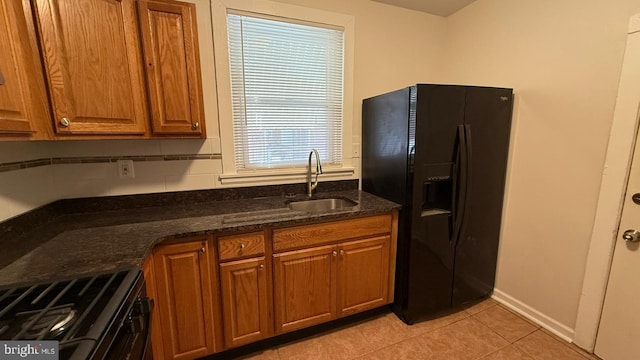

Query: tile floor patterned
[235,299,600,360]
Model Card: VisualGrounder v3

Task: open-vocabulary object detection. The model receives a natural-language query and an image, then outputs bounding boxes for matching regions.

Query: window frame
[211,0,355,186]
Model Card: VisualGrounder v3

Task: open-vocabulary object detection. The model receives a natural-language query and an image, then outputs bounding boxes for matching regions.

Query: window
[212,0,355,184]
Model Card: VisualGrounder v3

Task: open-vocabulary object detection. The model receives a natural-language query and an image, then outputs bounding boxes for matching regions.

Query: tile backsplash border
[0,154,222,173]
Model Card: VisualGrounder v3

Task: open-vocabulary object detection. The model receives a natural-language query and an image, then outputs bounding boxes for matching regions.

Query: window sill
[218,166,356,186]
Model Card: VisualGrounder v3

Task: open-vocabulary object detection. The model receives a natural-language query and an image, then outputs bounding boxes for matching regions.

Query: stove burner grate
[18,304,77,340]
[0,269,138,358]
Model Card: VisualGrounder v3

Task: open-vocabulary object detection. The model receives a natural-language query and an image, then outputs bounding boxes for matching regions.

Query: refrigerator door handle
[409,145,415,171]
[459,124,473,245]
[452,125,468,244]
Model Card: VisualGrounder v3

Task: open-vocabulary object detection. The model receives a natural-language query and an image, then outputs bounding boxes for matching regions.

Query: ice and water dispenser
[416,163,454,245]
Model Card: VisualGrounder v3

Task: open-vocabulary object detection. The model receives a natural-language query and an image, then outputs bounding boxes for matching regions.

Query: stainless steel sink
[287,197,357,212]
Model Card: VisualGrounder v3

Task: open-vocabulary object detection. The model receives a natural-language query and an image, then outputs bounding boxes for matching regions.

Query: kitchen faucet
[307,149,323,197]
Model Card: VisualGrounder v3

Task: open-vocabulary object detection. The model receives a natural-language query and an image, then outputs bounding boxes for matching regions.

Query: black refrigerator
[362,84,513,324]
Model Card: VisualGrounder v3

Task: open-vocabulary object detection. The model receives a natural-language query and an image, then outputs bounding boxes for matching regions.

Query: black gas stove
[0,269,151,359]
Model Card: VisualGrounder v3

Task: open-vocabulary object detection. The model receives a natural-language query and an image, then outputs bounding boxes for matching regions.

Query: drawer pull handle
[239,243,245,250]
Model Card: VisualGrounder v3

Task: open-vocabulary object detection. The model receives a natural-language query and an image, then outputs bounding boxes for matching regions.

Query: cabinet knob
[332,250,337,257]
[259,264,264,270]
[199,247,206,254]
[340,249,345,256]
[239,243,245,250]
[59,117,70,127]
[192,122,200,130]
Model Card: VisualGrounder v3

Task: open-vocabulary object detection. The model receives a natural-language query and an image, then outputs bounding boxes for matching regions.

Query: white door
[595,24,640,356]
[594,14,640,360]
[595,140,640,359]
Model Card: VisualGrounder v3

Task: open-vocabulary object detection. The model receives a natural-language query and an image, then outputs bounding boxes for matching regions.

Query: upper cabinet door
[138,0,205,136]
[33,0,148,135]
[0,0,51,138]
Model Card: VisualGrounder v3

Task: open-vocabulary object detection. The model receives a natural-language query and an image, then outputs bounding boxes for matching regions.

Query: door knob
[632,193,640,205]
[622,229,640,242]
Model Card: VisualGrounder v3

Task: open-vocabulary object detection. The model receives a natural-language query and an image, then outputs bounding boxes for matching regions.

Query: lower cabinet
[145,212,397,359]
[273,245,337,333]
[273,236,391,334]
[152,238,221,359]
[219,257,271,348]
[338,236,391,317]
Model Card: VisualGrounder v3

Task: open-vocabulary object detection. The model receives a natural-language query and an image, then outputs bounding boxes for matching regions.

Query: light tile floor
[236,299,601,360]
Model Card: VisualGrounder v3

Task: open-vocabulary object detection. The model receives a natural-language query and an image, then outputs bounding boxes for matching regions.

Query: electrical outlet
[117,160,135,179]
[352,143,360,158]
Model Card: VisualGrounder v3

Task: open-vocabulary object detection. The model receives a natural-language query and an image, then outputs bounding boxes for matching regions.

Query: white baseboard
[492,288,575,343]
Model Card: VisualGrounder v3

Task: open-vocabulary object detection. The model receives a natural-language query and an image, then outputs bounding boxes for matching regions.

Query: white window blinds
[227,12,344,170]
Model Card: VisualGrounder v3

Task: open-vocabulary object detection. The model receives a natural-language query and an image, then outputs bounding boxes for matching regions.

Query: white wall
[441,0,640,338]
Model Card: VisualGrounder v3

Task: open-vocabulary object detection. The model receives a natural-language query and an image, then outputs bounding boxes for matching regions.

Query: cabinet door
[219,257,270,348]
[0,0,51,138]
[138,0,204,136]
[33,0,148,135]
[154,240,217,359]
[273,245,336,334]
[337,236,390,317]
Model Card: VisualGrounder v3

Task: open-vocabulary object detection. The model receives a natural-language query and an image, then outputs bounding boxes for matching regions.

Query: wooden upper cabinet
[33,0,148,135]
[0,0,51,138]
[138,0,205,136]
[153,239,218,359]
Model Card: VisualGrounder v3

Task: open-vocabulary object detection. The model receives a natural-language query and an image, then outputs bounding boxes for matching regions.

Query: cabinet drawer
[273,215,392,252]
[218,232,265,261]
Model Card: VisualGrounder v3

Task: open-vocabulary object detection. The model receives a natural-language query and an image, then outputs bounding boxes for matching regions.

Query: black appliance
[0,269,152,359]
[362,84,513,324]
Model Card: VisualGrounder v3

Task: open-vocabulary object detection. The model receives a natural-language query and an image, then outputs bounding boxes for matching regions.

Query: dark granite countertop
[0,185,399,287]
